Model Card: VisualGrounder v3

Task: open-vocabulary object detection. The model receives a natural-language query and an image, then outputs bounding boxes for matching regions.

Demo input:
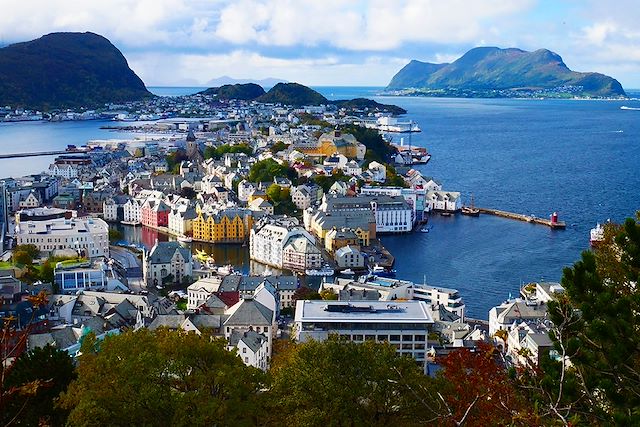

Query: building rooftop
[295,300,433,324]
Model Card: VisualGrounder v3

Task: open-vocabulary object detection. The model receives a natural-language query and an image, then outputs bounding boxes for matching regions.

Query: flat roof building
[294,300,433,367]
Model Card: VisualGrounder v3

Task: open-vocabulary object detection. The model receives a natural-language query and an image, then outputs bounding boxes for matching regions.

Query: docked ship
[363,116,421,133]
[461,194,480,217]
[590,223,605,247]
[305,265,335,276]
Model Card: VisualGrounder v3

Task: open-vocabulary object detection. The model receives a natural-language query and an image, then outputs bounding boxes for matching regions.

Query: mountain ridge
[0,32,152,109]
[387,47,625,97]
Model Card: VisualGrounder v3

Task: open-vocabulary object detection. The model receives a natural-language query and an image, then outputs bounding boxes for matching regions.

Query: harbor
[476,208,566,229]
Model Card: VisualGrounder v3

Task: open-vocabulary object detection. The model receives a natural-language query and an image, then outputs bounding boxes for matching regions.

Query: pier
[476,208,566,229]
[0,150,68,159]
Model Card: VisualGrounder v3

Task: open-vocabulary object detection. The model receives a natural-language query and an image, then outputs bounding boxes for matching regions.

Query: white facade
[123,199,142,224]
[426,191,461,212]
[367,161,387,183]
[282,235,322,271]
[295,300,433,365]
[250,222,319,270]
[334,245,366,269]
[15,216,109,258]
[48,164,78,179]
[187,276,223,310]
[229,331,269,371]
[371,198,413,233]
[103,198,119,222]
[18,192,41,209]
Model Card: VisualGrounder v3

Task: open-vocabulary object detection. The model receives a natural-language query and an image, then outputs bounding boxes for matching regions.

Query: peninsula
[387,47,626,98]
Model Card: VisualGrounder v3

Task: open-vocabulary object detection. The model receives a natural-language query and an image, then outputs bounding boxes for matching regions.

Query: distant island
[0,32,152,109]
[387,47,626,98]
[205,76,287,88]
[201,82,407,114]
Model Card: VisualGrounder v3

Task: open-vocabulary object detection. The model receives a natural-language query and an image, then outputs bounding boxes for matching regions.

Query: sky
[1,0,639,88]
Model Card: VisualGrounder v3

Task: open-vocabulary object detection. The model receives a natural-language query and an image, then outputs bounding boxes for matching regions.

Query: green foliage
[266,184,296,215]
[384,164,408,188]
[332,98,407,115]
[292,286,322,301]
[199,83,265,100]
[257,83,328,106]
[267,337,435,426]
[247,158,297,183]
[108,229,123,242]
[39,259,54,284]
[0,32,151,110]
[387,47,625,97]
[270,141,288,154]
[12,244,40,265]
[59,328,265,426]
[204,143,253,160]
[165,149,188,174]
[2,345,76,426]
[533,212,640,424]
[341,125,396,164]
[312,169,350,193]
[296,112,331,127]
[319,289,338,300]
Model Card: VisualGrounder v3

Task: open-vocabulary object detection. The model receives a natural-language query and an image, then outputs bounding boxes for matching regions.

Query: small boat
[370,264,396,277]
[217,264,234,275]
[440,212,452,217]
[305,266,335,276]
[339,269,355,276]
[590,223,605,247]
[420,226,429,233]
[177,235,193,243]
[461,194,480,216]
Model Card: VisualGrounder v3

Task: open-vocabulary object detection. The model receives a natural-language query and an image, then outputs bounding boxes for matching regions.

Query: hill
[0,32,152,109]
[387,47,626,97]
[256,82,328,106]
[333,98,406,115]
[199,83,266,100]
[205,76,287,87]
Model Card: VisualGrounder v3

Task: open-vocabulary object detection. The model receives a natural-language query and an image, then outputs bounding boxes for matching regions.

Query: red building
[141,199,170,228]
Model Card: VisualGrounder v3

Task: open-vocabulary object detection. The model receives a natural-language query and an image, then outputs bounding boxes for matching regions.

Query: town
[0,94,567,383]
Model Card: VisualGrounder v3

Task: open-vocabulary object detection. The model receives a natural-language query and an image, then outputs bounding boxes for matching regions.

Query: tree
[0,292,49,426]
[12,244,40,265]
[319,289,338,300]
[535,212,640,425]
[165,149,188,174]
[39,259,54,284]
[292,286,321,301]
[58,329,265,426]
[270,141,288,154]
[266,337,436,426]
[2,345,76,426]
[266,184,296,215]
[433,343,534,426]
[204,143,253,160]
[247,159,297,183]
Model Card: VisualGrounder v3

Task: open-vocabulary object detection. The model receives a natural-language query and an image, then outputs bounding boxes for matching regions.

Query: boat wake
[620,106,640,111]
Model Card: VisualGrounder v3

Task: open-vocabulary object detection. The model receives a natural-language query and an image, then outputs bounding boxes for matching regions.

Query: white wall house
[228,330,269,371]
[187,276,223,310]
[144,241,193,286]
[123,198,142,224]
[426,191,461,212]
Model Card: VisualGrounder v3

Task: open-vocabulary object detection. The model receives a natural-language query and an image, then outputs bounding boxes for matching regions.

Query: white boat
[339,269,355,276]
[177,235,192,243]
[305,266,335,276]
[217,264,234,275]
[590,223,605,247]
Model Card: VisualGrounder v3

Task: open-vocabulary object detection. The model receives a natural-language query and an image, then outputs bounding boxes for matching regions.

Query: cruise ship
[363,116,421,133]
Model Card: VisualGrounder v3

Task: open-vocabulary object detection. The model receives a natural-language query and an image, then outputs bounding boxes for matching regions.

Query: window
[403,335,413,341]
[390,335,400,341]
[242,348,246,354]
[365,335,375,341]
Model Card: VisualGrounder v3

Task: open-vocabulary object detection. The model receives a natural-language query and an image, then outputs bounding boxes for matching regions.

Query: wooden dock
[476,208,566,229]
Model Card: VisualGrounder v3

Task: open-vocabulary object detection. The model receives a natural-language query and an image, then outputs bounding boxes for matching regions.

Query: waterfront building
[334,245,366,269]
[14,215,108,258]
[141,198,170,228]
[425,191,462,213]
[282,234,322,271]
[294,300,433,366]
[168,206,197,237]
[250,218,318,269]
[123,198,142,224]
[143,241,193,286]
[192,209,254,243]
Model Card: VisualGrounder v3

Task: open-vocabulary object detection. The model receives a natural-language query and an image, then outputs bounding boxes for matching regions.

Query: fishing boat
[461,194,480,217]
[370,264,396,277]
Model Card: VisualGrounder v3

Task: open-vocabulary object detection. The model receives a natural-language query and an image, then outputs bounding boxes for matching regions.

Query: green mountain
[387,47,625,97]
[199,83,266,100]
[0,32,152,109]
[256,82,328,106]
[333,98,406,115]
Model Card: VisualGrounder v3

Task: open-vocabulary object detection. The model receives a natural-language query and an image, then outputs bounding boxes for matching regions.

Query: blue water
[1,87,639,318]
[147,86,206,97]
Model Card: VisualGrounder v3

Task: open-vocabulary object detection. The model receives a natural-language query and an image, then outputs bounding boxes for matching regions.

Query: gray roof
[148,314,185,330]
[148,241,192,264]
[219,275,298,292]
[229,330,267,353]
[224,297,273,327]
[339,289,380,301]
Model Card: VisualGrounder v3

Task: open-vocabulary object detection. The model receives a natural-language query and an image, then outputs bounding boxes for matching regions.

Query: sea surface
[1,87,639,318]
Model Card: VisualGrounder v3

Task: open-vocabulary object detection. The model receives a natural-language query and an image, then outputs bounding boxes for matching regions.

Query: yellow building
[297,130,366,160]
[192,209,255,243]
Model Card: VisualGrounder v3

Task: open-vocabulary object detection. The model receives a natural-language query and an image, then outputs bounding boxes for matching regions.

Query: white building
[295,300,433,366]
[334,245,366,269]
[144,241,193,286]
[367,161,387,183]
[426,191,461,212]
[102,198,119,222]
[123,198,142,224]
[371,197,413,233]
[187,276,223,310]
[250,219,317,269]
[228,330,269,371]
[282,234,322,271]
[15,216,109,258]
[48,164,78,179]
[224,296,276,362]
[18,191,41,209]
